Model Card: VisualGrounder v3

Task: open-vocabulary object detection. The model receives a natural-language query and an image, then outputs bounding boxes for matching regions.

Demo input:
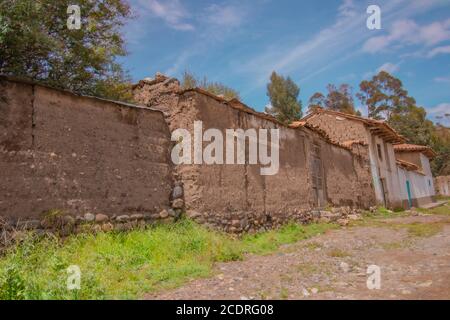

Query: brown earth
[147,213,450,300]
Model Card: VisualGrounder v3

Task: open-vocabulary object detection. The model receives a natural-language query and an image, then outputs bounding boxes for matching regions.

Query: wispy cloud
[378,62,400,74]
[427,45,450,58]
[428,102,450,119]
[434,76,450,84]
[363,18,450,53]
[427,103,450,126]
[161,2,250,75]
[138,0,194,31]
[237,0,367,86]
[203,3,246,29]
[236,0,445,91]
[362,62,401,79]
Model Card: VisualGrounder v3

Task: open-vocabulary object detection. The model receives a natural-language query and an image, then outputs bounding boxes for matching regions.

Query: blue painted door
[406,180,412,208]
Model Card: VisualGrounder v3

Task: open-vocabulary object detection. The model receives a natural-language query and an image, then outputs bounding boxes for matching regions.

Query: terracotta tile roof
[302,108,406,144]
[289,121,306,128]
[393,143,437,159]
[396,159,419,171]
[342,140,368,148]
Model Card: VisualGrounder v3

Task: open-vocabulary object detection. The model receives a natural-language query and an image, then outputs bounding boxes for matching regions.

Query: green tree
[181,71,240,100]
[308,84,359,115]
[0,0,133,101]
[265,71,302,124]
[357,71,416,120]
[389,105,435,146]
[308,84,361,116]
[388,104,449,176]
[307,92,325,114]
[356,71,449,176]
[431,125,450,176]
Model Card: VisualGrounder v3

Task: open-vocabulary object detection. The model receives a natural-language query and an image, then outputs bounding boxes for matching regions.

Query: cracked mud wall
[133,79,376,231]
[0,78,173,220]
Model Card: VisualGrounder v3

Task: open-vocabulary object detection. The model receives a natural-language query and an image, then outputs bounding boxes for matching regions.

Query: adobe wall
[133,77,376,233]
[0,78,174,227]
[305,112,369,144]
[0,75,376,236]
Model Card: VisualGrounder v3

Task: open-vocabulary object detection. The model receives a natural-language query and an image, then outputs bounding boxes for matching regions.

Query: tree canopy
[357,71,416,120]
[308,84,360,115]
[0,0,133,101]
[265,71,302,124]
[357,71,448,176]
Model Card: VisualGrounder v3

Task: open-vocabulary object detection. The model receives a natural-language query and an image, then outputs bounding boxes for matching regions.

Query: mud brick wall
[133,77,376,233]
[306,112,369,144]
[0,77,173,221]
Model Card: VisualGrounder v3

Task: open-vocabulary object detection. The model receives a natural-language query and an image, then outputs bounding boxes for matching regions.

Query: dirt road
[147,213,450,300]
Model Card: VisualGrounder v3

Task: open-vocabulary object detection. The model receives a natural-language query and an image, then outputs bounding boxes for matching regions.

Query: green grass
[351,207,407,227]
[279,287,289,299]
[0,219,336,300]
[424,204,450,216]
[241,222,337,255]
[0,220,241,300]
[404,222,444,237]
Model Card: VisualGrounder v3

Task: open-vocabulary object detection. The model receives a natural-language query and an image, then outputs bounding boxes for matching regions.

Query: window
[429,180,431,187]
[377,144,383,161]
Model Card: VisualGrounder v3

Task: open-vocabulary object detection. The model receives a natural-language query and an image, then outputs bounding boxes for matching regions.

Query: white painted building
[394,144,436,208]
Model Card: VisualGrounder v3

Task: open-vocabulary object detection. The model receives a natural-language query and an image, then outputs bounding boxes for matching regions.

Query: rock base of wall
[0,209,183,248]
[0,206,364,251]
[187,206,364,234]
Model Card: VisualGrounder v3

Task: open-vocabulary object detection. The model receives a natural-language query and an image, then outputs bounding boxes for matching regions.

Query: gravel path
[147,213,450,300]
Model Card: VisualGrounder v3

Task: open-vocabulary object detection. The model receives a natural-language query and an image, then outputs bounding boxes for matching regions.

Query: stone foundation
[187,206,362,234]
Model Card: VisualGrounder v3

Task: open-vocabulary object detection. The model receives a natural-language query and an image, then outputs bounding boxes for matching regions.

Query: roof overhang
[302,108,406,144]
[394,143,437,159]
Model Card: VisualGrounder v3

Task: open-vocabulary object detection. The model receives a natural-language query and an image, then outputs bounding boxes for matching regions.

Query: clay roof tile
[393,143,437,159]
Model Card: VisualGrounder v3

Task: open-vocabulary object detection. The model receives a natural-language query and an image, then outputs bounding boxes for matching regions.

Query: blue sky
[120,0,450,125]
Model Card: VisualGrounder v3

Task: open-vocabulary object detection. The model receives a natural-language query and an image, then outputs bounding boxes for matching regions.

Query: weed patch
[405,222,444,238]
[327,248,350,258]
[241,222,336,255]
[0,219,336,299]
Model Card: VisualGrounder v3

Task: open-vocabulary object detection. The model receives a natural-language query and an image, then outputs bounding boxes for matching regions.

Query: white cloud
[427,103,450,126]
[203,4,245,28]
[237,0,446,91]
[138,0,194,31]
[238,0,371,86]
[377,62,400,74]
[363,18,450,53]
[428,103,450,115]
[427,45,450,58]
[363,62,400,80]
[434,76,450,84]
[338,0,357,19]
